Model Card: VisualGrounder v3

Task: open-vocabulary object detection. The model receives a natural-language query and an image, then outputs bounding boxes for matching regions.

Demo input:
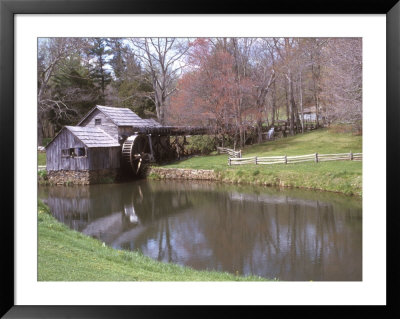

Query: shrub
[38,170,47,180]
[187,135,217,155]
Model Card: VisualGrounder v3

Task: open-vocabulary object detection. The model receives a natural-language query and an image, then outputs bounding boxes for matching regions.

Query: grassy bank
[38,152,46,166]
[161,128,362,196]
[38,200,268,281]
[38,137,50,166]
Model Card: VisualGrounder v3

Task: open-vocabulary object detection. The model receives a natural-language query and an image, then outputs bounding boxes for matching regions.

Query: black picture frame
[1,0,399,317]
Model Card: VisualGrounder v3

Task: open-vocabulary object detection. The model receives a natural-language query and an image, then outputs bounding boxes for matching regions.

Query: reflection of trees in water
[131,188,361,280]
[185,195,361,280]
[39,181,362,280]
[157,218,175,262]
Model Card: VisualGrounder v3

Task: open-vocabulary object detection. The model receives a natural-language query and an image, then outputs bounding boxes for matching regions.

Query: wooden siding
[46,129,121,171]
[46,129,90,171]
[88,147,121,170]
[79,109,119,140]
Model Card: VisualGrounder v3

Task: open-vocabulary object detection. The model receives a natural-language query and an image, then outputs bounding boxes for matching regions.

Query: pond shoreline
[38,166,361,198]
[37,199,269,281]
[147,167,362,198]
[39,180,361,281]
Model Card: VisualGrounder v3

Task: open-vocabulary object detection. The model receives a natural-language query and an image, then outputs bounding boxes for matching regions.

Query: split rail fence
[228,152,362,166]
[217,147,242,158]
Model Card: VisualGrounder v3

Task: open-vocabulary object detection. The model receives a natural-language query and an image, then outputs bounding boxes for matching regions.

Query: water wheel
[122,135,154,175]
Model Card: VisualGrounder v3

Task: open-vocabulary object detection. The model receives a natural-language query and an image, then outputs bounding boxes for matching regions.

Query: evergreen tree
[107,39,156,118]
[49,52,102,128]
[87,38,112,104]
[108,38,127,87]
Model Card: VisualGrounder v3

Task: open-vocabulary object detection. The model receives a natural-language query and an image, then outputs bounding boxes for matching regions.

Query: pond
[39,180,362,281]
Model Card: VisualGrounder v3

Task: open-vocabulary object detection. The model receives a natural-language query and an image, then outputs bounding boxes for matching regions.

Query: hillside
[160,128,362,196]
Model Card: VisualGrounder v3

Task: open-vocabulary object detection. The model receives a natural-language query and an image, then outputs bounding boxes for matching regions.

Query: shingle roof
[95,105,162,127]
[146,118,162,126]
[66,126,120,148]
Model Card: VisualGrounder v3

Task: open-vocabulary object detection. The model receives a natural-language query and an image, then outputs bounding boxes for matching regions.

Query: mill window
[61,147,86,158]
[95,118,101,125]
[76,147,86,156]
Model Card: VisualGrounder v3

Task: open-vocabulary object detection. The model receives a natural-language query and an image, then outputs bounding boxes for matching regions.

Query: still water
[39,180,362,281]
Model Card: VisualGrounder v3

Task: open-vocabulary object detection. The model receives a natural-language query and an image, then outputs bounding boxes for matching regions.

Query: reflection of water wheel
[122,135,153,175]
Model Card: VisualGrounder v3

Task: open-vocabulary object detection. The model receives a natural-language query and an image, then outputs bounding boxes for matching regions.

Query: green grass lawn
[38,200,268,281]
[38,152,46,166]
[160,129,362,196]
[38,138,51,166]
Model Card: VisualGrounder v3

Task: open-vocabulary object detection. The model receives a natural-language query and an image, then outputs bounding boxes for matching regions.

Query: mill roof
[77,105,162,127]
[46,126,120,149]
[65,126,120,147]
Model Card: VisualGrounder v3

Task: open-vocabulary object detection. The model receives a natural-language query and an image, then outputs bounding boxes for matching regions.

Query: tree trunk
[315,94,320,128]
[154,84,166,125]
[271,79,276,127]
[290,78,300,133]
[257,119,263,144]
[299,71,304,133]
[313,88,320,129]
[285,82,290,127]
[287,74,294,135]
[159,101,165,125]
[239,126,244,149]
[312,63,320,129]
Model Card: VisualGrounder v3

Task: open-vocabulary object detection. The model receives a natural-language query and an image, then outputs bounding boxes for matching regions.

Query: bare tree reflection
[39,180,362,280]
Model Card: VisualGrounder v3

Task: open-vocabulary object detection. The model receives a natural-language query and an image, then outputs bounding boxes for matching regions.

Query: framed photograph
[1,0,399,317]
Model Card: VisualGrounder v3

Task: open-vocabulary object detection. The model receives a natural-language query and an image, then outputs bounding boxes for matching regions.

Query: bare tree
[301,38,329,128]
[129,38,189,124]
[252,40,276,143]
[294,38,308,133]
[230,38,256,147]
[271,38,301,135]
[322,38,362,127]
[37,38,84,144]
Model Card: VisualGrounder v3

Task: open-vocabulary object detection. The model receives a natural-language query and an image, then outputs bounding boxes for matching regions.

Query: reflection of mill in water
[39,181,362,280]
[118,184,192,262]
[123,185,141,224]
[55,182,194,260]
[124,204,138,224]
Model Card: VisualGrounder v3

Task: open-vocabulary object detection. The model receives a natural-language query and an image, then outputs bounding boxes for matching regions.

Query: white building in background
[302,106,323,122]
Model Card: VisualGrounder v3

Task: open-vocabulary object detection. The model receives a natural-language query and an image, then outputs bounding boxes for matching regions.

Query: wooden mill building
[45,105,164,185]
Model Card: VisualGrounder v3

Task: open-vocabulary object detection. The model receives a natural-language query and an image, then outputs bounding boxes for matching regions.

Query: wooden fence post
[350,151,353,160]
[228,158,231,166]
[255,156,258,165]
[239,150,242,158]
[284,155,287,164]
[315,153,319,163]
